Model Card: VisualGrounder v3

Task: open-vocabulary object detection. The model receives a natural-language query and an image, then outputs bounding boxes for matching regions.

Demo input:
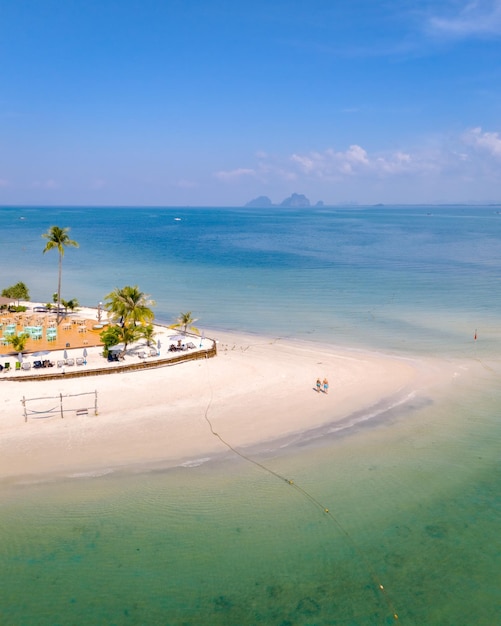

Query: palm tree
[139,324,156,347]
[100,324,141,357]
[42,226,79,325]
[61,298,79,315]
[104,285,155,327]
[169,311,200,335]
[8,333,30,353]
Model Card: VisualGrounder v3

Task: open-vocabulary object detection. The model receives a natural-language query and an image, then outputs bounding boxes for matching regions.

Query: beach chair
[57,360,65,368]
[185,342,196,349]
[66,358,75,366]
[15,361,21,371]
[4,362,10,372]
[21,362,31,370]
[149,348,157,357]
[76,357,84,365]
[138,351,146,359]
[33,360,43,369]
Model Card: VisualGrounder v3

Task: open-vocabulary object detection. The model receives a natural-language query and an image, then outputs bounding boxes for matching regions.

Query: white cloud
[210,126,501,203]
[214,168,256,182]
[290,145,431,179]
[464,126,501,156]
[428,0,501,38]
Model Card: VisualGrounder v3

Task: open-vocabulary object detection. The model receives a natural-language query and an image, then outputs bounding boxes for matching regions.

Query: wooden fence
[2,341,217,383]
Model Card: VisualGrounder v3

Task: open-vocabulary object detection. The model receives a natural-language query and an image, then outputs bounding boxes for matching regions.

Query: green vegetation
[42,226,79,325]
[104,285,155,327]
[1,281,30,304]
[102,285,155,356]
[61,298,79,314]
[169,311,199,335]
[139,324,156,347]
[99,325,141,357]
[8,333,30,353]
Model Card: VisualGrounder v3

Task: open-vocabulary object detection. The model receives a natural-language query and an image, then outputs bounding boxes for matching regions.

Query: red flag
[474,329,477,341]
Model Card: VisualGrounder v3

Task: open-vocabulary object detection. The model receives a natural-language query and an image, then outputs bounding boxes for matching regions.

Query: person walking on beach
[316,378,321,392]
[323,378,329,393]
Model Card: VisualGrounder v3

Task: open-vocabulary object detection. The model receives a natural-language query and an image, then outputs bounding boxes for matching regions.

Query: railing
[0,340,217,382]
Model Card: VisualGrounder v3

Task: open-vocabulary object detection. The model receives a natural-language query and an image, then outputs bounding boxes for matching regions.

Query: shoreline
[0,311,463,485]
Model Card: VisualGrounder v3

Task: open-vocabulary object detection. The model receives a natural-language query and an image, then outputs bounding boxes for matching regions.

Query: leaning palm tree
[42,226,79,325]
[104,285,155,327]
[169,311,200,335]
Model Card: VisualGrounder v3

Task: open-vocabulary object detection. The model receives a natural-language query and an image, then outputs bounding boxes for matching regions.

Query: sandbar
[0,326,458,484]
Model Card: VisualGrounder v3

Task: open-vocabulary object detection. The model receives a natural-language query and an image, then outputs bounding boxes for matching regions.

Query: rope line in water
[202,355,399,622]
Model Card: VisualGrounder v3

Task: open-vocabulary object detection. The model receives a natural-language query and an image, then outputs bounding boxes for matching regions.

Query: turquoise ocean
[1,205,500,625]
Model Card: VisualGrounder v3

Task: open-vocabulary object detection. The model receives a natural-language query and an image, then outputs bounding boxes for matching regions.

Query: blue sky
[2,0,501,206]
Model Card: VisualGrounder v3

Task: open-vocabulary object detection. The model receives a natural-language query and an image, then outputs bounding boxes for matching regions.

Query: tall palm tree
[42,226,79,325]
[169,311,200,335]
[104,285,155,327]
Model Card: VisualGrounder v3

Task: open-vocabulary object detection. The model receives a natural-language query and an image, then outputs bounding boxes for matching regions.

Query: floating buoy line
[202,357,399,622]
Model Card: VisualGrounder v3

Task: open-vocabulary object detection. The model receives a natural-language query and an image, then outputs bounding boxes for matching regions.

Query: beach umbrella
[83,347,88,364]
[63,349,68,360]
[17,352,23,363]
[200,330,205,348]
[169,335,185,343]
[157,339,161,355]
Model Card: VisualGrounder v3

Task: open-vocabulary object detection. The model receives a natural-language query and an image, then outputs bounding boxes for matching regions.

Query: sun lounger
[4,362,10,371]
[76,357,84,365]
[185,342,197,349]
[21,362,31,370]
[57,360,65,367]
[15,361,21,371]
[138,351,146,359]
[66,358,75,366]
[149,348,157,357]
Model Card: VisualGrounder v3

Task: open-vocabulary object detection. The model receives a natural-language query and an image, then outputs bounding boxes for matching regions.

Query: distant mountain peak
[244,193,318,208]
[280,193,310,208]
[244,195,273,208]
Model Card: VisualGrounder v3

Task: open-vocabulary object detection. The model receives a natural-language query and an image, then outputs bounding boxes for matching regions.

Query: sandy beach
[0,313,458,483]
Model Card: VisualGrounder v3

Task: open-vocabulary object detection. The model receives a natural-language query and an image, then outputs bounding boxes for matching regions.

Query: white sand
[0,314,459,483]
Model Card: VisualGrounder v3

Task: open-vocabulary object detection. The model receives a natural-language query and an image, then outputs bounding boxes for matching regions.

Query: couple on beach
[316,378,329,393]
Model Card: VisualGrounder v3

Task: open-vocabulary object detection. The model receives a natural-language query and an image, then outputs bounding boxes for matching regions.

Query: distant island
[245,193,324,208]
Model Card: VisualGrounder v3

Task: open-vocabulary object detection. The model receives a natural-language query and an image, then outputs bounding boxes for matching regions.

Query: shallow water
[1,205,500,624]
